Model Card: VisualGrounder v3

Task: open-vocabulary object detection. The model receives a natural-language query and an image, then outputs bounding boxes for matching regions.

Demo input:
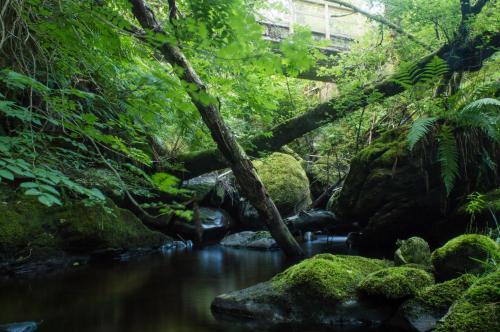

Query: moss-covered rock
[394,274,477,332]
[332,127,500,247]
[394,236,431,266]
[212,254,395,327]
[414,274,477,311]
[253,153,311,215]
[358,266,434,300]
[435,270,500,332]
[431,234,499,280]
[272,254,391,302]
[0,185,169,261]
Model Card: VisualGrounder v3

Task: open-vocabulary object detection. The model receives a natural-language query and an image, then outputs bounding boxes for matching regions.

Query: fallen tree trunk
[178,30,500,178]
[128,0,303,256]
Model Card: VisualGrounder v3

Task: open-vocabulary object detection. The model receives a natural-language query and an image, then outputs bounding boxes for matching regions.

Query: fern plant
[437,125,459,195]
[407,96,500,196]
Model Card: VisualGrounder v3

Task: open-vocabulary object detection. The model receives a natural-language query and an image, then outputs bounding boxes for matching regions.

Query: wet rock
[431,234,499,281]
[220,231,277,250]
[0,322,38,332]
[172,208,232,243]
[394,237,431,266]
[285,210,338,233]
[435,270,500,332]
[391,274,477,332]
[212,254,395,327]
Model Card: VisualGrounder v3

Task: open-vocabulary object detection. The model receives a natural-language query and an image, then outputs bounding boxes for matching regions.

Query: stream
[0,236,392,332]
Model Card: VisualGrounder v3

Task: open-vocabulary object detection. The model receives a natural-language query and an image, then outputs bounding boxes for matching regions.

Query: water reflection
[0,236,390,332]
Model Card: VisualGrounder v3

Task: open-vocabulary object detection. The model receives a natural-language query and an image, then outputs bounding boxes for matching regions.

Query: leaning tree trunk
[128,0,303,256]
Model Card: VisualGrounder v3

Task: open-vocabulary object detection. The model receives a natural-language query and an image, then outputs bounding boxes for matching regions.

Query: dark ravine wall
[332,128,500,247]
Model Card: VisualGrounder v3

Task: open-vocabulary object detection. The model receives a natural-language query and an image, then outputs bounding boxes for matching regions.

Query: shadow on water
[0,236,393,332]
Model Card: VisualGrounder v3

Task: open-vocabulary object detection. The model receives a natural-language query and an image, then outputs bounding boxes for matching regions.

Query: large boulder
[393,274,477,332]
[212,254,395,328]
[431,234,499,281]
[357,266,434,301]
[332,129,500,247]
[394,237,431,266]
[253,153,311,216]
[435,270,500,332]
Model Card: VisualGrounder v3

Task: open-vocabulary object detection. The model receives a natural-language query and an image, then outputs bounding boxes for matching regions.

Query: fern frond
[438,125,459,195]
[392,62,419,89]
[407,117,437,150]
[418,56,449,84]
[461,98,500,113]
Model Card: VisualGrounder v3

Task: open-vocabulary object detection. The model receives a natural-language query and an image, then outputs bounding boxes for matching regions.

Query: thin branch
[326,0,433,51]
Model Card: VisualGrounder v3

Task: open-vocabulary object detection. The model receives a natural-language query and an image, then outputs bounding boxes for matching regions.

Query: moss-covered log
[177,30,500,179]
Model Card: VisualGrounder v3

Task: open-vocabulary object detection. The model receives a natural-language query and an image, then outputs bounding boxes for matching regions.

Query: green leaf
[407,117,437,150]
[0,169,14,180]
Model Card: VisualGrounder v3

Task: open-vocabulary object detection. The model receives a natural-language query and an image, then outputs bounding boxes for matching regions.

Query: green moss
[249,231,271,241]
[358,266,434,300]
[394,236,431,266]
[0,186,167,259]
[272,254,390,303]
[435,270,500,332]
[254,152,311,215]
[431,234,499,280]
[52,200,166,252]
[356,129,406,166]
[415,274,477,311]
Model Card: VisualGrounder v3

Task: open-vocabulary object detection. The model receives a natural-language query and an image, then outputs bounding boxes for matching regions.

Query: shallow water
[0,236,394,332]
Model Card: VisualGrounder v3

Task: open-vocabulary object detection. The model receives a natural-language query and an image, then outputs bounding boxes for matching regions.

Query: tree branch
[325,0,433,51]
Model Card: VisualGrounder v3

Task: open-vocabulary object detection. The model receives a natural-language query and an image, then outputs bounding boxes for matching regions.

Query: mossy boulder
[272,254,391,302]
[394,274,477,332]
[253,153,311,215]
[332,128,500,247]
[358,266,434,300]
[431,234,499,280]
[0,186,169,261]
[394,236,431,266]
[211,254,395,327]
[435,270,500,332]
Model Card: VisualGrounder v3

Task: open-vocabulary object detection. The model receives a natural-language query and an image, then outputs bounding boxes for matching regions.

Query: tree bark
[178,29,500,178]
[128,0,303,256]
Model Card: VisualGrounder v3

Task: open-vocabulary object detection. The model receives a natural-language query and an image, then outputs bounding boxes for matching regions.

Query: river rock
[394,237,431,266]
[431,234,499,281]
[285,209,338,233]
[220,231,277,250]
[435,270,500,332]
[391,274,477,332]
[172,207,232,243]
[0,322,38,332]
[212,254,395,328]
